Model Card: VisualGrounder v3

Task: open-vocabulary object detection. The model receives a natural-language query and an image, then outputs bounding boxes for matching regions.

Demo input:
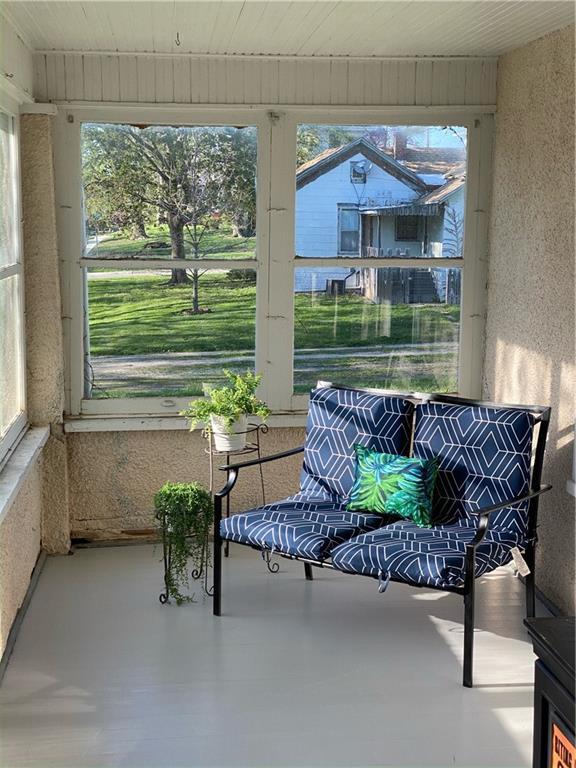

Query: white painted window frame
[54,104,492,420]
[337,204,361,256]
[0,97,27,468]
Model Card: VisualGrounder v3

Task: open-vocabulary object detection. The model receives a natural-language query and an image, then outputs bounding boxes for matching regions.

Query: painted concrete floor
[0,544,544,767]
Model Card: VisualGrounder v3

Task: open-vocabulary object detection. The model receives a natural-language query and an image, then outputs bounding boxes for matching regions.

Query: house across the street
[295,137,465,304]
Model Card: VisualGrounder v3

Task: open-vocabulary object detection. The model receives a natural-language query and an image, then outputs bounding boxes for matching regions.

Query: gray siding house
[295,138,465,303]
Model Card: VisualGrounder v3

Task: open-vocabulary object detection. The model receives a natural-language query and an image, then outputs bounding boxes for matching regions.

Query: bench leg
[213,499,222,617]
[304,562,314,581]
[463,581,475,688]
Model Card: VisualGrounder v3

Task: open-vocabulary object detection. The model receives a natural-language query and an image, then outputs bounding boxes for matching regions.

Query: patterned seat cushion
[330,519,522,589]
[300,386,414,502]
[413,402,534,540]
[220,494,393,561]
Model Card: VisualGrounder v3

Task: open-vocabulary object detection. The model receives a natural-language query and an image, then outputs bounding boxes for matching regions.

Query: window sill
[0,426,50,526]
[63,413,308,433]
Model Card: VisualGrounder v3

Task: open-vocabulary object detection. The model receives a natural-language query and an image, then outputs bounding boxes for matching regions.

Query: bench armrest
[469,484,552,519]
[218,445,304,473]
[466,484,552,552]
[214,445,304,506]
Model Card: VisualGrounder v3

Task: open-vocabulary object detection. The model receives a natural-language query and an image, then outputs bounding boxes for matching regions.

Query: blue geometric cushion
[413,403,534,539]
[300,387,414,502]
[220,493,392,561]
[330,519,522,589]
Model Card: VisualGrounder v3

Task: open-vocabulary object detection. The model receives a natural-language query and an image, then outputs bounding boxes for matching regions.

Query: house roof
[296,138,428,193]
[395,146,467,178]
[360,176,465,217]
[416,176,466,205]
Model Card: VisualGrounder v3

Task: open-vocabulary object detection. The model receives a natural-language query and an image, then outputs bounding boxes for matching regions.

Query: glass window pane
[293,266,461,394]
[86,268,256,398]
[340,208,359,230]
[81,124,257,262]
[340,231,359,253]
[0,275,24,437]
[0,112,17,268]
[296,124,467,259]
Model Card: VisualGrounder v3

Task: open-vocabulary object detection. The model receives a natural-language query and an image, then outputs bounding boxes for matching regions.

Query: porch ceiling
[3,0,575,58]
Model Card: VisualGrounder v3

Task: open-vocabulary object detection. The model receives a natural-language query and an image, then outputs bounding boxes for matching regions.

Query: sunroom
[0,2,574,767]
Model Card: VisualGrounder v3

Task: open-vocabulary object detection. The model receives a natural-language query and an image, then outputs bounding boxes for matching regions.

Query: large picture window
[62,109,489,418]
[0,110,26,462]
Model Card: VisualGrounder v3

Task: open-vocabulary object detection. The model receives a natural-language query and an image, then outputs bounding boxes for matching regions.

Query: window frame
[337,204,360,255]
[54,105,492,420]
[0,101,27,467]
[394,215,420,242]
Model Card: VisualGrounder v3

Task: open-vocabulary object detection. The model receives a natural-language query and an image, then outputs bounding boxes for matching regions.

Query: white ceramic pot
[210,414,248,453]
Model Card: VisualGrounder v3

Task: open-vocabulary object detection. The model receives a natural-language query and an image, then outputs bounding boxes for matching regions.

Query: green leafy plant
[154,482,213,605]
[181,370,271,433]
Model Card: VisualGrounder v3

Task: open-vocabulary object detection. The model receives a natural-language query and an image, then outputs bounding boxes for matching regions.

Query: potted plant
[182,370,270,452]
[154,482,213,605]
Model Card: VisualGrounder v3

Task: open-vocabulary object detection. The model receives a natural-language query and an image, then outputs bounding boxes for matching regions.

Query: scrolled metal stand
[156,508,214,604]
[205,422,268,563]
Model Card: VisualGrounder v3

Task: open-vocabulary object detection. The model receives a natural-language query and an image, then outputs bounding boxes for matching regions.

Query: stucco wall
[0,460,42,656]
[484,26,575,613]
[67,427,305,538]
[20,114,70,554]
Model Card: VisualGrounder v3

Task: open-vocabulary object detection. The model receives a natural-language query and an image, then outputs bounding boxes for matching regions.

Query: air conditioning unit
[350,161,367,184]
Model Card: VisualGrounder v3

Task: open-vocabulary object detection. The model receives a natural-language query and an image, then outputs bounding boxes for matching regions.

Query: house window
[80,122,258,403]
[350,161,367,184]
[395,215,420,241]
[294,122,471,403]
[338,206,360,254]
[0,109,26,464]
[61,113,486,417]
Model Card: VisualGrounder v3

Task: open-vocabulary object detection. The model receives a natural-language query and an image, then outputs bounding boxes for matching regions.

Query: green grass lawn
[92,225,256,261]
[88,272,459,356]
[88,272,460,397]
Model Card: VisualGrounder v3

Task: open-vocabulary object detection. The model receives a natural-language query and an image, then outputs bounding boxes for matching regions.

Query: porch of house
[0,2,575,768]
[0,544,550,768]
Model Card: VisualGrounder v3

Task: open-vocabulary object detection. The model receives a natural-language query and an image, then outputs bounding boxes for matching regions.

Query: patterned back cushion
[413,402,534,537]
[300,387,414,501]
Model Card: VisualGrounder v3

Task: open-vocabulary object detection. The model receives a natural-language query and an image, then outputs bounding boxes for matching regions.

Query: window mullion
[265,113,297,411]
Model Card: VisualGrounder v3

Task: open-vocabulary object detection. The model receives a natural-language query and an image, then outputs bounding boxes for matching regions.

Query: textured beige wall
[0,462,42,656]
[20,114,70,554]
[67,427,305,538]
[485,26,575,613]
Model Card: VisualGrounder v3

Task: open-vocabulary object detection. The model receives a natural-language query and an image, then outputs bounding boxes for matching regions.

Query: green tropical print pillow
[346,445,439,528]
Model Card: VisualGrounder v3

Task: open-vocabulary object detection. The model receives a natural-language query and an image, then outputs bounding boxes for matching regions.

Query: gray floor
[0,544,543,768]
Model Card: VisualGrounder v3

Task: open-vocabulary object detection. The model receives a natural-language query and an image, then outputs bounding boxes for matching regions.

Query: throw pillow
[346,445,439,527]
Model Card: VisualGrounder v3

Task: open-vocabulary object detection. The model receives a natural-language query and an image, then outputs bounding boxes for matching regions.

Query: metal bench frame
[212,389,551,688]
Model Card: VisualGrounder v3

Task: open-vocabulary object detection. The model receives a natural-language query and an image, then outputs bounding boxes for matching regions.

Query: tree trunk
[192,269,200,312]
[130,216,148,240]
[168,216,190,284]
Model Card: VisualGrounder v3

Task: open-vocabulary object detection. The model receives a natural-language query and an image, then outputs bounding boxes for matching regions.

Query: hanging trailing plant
[154,482,213,605]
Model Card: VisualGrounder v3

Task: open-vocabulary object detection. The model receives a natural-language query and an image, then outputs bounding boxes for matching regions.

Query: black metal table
[524,617,575,768]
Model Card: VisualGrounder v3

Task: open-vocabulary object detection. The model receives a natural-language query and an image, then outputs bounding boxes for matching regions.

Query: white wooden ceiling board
[346,59,365,106]
[414,60,434,107]
[119,55,138,102]
[46,53,65,100]
[380,60,399,105]
[397,60,417,106]
[33,54,47,101]
[448,60,466,106]
[260,58,280,104]
[5,0,575,56]
[295,1,355,57]
[83,55,102,100]
[242,57,261,104]
[361,59,381,106]
[101,55,120,101]
[278,2,340,57]
[277,59,296,104]
[136,56,155,102]
[329,59,348,105]
[64,54,83,101]
[173,57,190,102]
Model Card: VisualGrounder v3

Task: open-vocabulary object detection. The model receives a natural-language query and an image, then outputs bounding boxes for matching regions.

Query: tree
[82,124,151,239]
[84,124,257,309]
